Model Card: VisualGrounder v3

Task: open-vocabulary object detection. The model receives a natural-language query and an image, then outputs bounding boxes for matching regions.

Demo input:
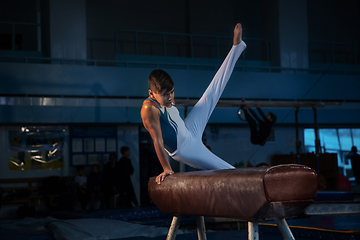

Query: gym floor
[1,191,360,240]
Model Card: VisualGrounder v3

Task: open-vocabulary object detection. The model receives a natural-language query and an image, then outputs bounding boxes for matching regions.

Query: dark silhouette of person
[87,164,104,209]
[117,146,138,208]
[74,165,89,210]
[346,146,360,185]
[102,153,119,209]
[240,102,277,146]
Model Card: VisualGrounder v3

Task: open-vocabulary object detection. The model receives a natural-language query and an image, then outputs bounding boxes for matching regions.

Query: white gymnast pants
[170,41,247,170]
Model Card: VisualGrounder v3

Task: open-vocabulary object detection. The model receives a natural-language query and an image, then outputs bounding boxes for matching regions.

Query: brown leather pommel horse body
[148,164,318,240]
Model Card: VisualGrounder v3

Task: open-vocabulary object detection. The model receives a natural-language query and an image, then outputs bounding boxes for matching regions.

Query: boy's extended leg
[184,29,246,139]
[171,24,245,170]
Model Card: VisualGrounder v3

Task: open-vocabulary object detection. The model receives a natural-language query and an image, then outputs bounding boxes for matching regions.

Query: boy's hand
[156,169,174,184]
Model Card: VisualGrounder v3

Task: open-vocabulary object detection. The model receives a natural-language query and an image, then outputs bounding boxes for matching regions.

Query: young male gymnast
[141,23,246,184]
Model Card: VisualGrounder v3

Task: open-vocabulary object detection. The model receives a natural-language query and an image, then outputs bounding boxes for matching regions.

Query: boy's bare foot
[233,23,242,45]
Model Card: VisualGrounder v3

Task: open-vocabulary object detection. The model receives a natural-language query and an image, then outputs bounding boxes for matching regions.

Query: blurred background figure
[87,164,104,210]
[346,146,360,186]
[102,153,119,209]
[240,99,277,146]
[117,146,138,208]
[74,165,89,210]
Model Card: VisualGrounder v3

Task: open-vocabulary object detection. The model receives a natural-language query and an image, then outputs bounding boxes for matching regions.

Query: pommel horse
[148,164,318,240]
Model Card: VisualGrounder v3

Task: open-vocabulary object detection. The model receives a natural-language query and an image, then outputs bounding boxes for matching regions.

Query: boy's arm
[141,102,174,184]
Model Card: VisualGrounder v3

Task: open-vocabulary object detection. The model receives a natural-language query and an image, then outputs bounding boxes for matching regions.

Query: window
[304,128,360,178]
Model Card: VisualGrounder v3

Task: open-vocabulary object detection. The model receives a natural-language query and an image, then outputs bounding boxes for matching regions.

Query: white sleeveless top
[145,98,190,155]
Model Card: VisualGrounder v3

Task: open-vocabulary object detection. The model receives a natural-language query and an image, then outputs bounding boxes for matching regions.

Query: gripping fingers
[156,171,174,184]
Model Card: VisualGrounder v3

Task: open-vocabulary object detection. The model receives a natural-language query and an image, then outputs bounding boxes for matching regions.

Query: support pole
[248,221,259,240]
[274,217,295,240]
[313,107,321,174]
[36,0,42,52]
[295,107,301,164]
[167,215,182,240]
[196,216,207,240]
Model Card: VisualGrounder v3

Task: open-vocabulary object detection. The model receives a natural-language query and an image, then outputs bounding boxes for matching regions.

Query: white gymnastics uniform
[147,41,246,170]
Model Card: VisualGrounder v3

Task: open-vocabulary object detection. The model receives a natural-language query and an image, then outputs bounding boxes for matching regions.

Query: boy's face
[149,88,174,107]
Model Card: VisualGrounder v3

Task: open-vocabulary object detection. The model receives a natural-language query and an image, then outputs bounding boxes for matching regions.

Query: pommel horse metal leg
[274,217,295,240]
[196,216,207,240]
[167,215,182,240]
[248,221,259,240]
[167,215,207,240]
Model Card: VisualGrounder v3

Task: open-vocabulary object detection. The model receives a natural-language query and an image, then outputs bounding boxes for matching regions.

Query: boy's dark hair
[268,112,277,123]
[148,69,174,93]
[120,146,130,155]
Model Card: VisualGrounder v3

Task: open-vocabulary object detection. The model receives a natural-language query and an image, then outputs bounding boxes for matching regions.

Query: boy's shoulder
[141,99,161,121]
[142,98,160,109]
